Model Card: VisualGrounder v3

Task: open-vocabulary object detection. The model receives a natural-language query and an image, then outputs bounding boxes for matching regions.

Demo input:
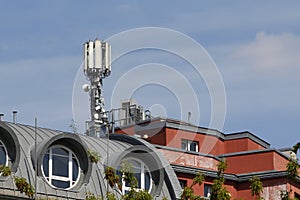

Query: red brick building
[116,117,300,199]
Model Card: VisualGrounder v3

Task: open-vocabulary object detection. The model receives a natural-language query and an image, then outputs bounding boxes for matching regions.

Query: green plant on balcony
[104,166,120,188]
[0,165,11,176]
[88,149,101,163]
[14,176,35,198]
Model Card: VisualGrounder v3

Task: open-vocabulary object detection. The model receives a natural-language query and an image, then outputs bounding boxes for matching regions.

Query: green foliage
[249,176,263,199]
[292,142,300,154]
[14,176,35,198]
[85,192,102,200]
[104,166,120,188]
[104,162,153,200]
[191,172,205,187]
[0,165,11,176]
[217,158,227,177]
[85,191,116,200]
[210,158,230,200]
[106,191,117,200]
[281,143,300,200]
[180,172,205,200]
[120,161,138,188]
[286,157,299,182]
[120,161,153,200]
[123,189,153,200]
[279,190,298,200]
[88,150,101,163]
[210,179,230,200]
[181,186,194,200]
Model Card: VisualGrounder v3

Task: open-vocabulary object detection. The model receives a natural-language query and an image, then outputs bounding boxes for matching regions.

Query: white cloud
[233,32,300,75]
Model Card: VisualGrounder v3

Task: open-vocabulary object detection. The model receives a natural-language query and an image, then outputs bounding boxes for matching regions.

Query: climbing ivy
[249,176,264,200]
[210,158,231,200]
[180,172,205,200]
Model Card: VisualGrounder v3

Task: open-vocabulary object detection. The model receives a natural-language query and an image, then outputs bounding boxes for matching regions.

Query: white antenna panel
[94,39,102,69]
[83,43,88,72]
[88,41,94,68]
[105,42,111,71]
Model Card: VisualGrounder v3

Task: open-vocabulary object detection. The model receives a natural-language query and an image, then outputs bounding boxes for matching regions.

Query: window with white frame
[119,158,152,195]
[181,139,199,152]
[0,140,8,167]
[42,146,80,189]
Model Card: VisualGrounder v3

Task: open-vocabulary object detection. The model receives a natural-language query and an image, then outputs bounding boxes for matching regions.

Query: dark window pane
[190,142,198,152]
[135,172,141,188]
[72,158,78,181]
[52,155,68,177]
[204,184,211,197]
[179,179,187,189]
[0,147,6,165]
[145,171,151,191]
[181,141,187,150]
[52,148,68,156]
[125,181,130,187]
[52,179,70,189]
[43,153,49,177]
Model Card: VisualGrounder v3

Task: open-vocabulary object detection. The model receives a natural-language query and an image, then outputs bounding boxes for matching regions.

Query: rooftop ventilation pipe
[12,111,17,124]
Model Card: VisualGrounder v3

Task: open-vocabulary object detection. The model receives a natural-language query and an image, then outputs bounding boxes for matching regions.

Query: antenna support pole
[83,39,111,137]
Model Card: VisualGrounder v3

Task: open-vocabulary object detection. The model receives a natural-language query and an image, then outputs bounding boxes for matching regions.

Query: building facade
[115,117,300,200]
[0,117,299,199]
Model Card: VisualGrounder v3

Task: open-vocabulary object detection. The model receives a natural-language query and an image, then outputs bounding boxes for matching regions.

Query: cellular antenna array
[83,39,111,137]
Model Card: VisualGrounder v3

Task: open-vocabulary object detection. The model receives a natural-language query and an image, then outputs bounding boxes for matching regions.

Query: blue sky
[0,1,299,151]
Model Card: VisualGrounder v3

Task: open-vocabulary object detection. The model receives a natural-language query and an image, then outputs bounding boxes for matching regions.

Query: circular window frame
[41,145,81,190]
[118,157,153,194]
[107,145,164,197]
[32,133,92,191]
[0,122,21,175]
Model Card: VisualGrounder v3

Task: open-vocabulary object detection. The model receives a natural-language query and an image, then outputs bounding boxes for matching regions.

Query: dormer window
[118,158,152,195]
[181,139,198,152]
[42,146,80,189]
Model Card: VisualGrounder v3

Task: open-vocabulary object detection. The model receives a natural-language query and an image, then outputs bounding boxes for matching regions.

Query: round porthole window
[41,146,80,189]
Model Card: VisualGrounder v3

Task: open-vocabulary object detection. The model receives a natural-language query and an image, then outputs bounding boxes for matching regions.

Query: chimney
[12,111,17,124]
[0,114,4,121]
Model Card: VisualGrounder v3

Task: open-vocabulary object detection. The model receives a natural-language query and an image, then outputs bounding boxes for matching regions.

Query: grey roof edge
[278,147,293,152]
[155,144,220,160]
[171,164,237,181]
[115,117,225,139]
[218,148,295,162]
[116,118,272,149]
[171,164,300,183]
[164,119,225,140]
[225,131,270,148]
[1,121,66,134]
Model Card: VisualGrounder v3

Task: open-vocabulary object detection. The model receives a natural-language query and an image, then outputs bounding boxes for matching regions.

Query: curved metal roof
[0,121,181,199]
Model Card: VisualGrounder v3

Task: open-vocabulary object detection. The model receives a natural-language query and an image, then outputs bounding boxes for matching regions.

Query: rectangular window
[178,179,187,189]
[181,139,199,152]
[204,184,211,198]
